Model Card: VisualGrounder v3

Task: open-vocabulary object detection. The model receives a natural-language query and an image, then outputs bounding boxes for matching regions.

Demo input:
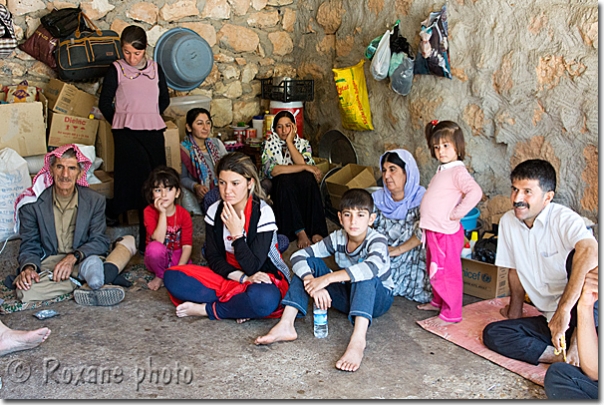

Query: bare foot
[417,303,440,311]
[433,317,459,327]
[311,234,323,244]
[147,277,164,291]
[255,320,297,345]
[176,302,207,318]
[236,318,250,324]
[0,327,51,356]
[336,337,366,372]
[296,230,311,249]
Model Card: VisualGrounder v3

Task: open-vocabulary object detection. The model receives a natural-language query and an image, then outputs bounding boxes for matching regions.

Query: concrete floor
[0,216,546,399]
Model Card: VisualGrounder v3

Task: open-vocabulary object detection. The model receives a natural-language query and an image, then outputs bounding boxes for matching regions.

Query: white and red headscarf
[13,144,92,233]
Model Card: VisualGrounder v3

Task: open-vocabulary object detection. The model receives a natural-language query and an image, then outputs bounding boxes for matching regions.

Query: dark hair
[121,25,147,50]
[339,188,374,212]
[272,110,295,132]
[381,152,406,172]
[143,166,181,205]
[215,152,267,201]
[425,120,466,161]
[185,108,212,135]
[510,159,557,193]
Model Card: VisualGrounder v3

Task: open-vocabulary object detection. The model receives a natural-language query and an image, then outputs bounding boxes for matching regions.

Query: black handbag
[40,7,83,39]
[55,13,123,81]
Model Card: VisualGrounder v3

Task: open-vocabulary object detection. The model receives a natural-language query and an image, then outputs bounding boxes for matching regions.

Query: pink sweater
[419,161,483,235]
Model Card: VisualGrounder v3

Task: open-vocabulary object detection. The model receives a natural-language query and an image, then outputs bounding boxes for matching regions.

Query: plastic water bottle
[313,303,328,338]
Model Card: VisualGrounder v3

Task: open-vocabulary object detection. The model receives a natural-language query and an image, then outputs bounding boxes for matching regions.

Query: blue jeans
[544,362,598,399]
[282,257,393,326]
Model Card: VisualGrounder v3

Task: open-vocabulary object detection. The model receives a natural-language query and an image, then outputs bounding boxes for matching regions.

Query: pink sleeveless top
[112,59,166,131]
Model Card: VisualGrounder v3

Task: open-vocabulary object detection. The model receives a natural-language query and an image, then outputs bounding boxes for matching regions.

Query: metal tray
[317,130,358,166]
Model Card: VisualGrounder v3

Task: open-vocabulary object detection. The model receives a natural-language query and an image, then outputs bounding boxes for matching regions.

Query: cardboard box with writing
[462,258,509,299]
[45,78,98,118]
[89,170,114,199]
[95,119,114,172]
[48,112,99,148]
[0,91,48,157]
[325,164,376,209]
[164,120,181,174]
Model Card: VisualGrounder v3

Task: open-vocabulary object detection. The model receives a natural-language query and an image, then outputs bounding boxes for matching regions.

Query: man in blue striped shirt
[256,189,394,372]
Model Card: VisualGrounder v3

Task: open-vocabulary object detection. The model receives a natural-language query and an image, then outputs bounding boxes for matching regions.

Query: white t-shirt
[496,202,595,320]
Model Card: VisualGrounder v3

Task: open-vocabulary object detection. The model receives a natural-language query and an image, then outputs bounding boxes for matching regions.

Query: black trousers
[482,250,577,365]
[271,171,328,242]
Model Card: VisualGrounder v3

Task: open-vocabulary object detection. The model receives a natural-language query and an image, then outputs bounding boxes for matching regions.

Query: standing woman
[99,25,170,253]
[261,110,328,249]
[163,152,291,321]
[180,108,227,214]
[372,149,431,303]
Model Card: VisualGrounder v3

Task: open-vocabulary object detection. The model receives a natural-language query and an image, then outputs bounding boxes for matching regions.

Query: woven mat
[416,297,549,386]
[0,264,155,315]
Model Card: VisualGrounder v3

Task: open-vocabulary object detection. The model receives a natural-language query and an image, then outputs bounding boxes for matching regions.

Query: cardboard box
[124,209,139,225]
[47,112,99,148]
[0,92,48,157]
[89,170,114,199]
[45,78,98,118]
[314,157,329,178]
[325,164,376,208]
[164,120,181,173]
[462,258,509,299]
[95,119,114,172]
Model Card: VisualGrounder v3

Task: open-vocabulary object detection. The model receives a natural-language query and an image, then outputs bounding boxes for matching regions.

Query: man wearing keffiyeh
[9,144,136,306]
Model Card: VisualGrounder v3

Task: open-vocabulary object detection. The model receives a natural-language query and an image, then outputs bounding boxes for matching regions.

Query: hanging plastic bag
[0,148,31,242]
[391,54,414,96]
[370,28,392,81]
[332,60,374,131]
[414,4,452,79]
[365,33,383,60]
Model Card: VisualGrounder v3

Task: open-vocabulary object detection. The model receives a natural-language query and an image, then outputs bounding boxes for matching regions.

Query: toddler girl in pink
[418,120,482,324]
[143,166,193,290]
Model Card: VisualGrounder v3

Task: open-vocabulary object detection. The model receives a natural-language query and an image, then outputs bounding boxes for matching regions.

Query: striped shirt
[291,228,393,290]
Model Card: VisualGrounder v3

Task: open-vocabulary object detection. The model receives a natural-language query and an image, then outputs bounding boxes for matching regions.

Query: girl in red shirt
[143,166,193,290]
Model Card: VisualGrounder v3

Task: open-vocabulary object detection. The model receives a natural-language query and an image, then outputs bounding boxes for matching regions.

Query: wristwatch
[72,250,83,264]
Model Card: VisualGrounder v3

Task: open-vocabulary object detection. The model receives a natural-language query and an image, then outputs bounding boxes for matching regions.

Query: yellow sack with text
[332,60,374,131]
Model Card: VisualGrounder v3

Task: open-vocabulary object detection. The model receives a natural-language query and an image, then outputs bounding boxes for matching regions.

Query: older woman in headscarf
[372,149,431,303]
[261,110,328,249]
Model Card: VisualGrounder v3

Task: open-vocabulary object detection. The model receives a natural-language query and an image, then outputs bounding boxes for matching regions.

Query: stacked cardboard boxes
[0,89,48,157]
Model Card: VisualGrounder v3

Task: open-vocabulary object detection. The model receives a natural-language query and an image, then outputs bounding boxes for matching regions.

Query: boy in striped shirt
[255,188,393,372]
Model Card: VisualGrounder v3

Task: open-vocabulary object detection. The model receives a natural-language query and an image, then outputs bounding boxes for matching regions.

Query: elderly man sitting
[9,144,136,306]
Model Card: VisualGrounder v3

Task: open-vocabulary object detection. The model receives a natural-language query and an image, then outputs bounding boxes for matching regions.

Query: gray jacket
[17,185,110,273]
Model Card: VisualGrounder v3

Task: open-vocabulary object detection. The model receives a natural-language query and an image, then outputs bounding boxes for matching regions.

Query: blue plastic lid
[154,27,214,92]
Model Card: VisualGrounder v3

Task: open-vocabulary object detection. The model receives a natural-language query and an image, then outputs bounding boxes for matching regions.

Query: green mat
[0,263,155,315]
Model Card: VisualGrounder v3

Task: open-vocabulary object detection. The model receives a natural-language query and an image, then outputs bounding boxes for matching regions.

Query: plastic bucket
[163,95,211,118]
[461,207,480,231]
[154,28,213,91]
[269,100,304,138]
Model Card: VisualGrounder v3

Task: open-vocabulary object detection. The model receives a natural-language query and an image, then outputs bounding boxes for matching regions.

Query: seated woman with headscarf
[261,110,328,249]
[180,108,227,214]
[372,149,432,303]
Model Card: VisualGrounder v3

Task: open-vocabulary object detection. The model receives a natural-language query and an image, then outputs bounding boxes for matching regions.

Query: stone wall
[1,0,598,225]
[293,0,598,225]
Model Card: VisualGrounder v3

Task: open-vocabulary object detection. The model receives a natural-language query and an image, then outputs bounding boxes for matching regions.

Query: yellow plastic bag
[332,60,374,131]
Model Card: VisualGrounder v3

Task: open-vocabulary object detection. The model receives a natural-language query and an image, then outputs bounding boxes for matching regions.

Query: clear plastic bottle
[313,302,328,338]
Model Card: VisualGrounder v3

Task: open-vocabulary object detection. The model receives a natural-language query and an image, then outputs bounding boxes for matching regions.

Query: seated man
[482,159,598,366]
[544,268,598,399]
[255,189,394,372]
[10,144,136,306]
